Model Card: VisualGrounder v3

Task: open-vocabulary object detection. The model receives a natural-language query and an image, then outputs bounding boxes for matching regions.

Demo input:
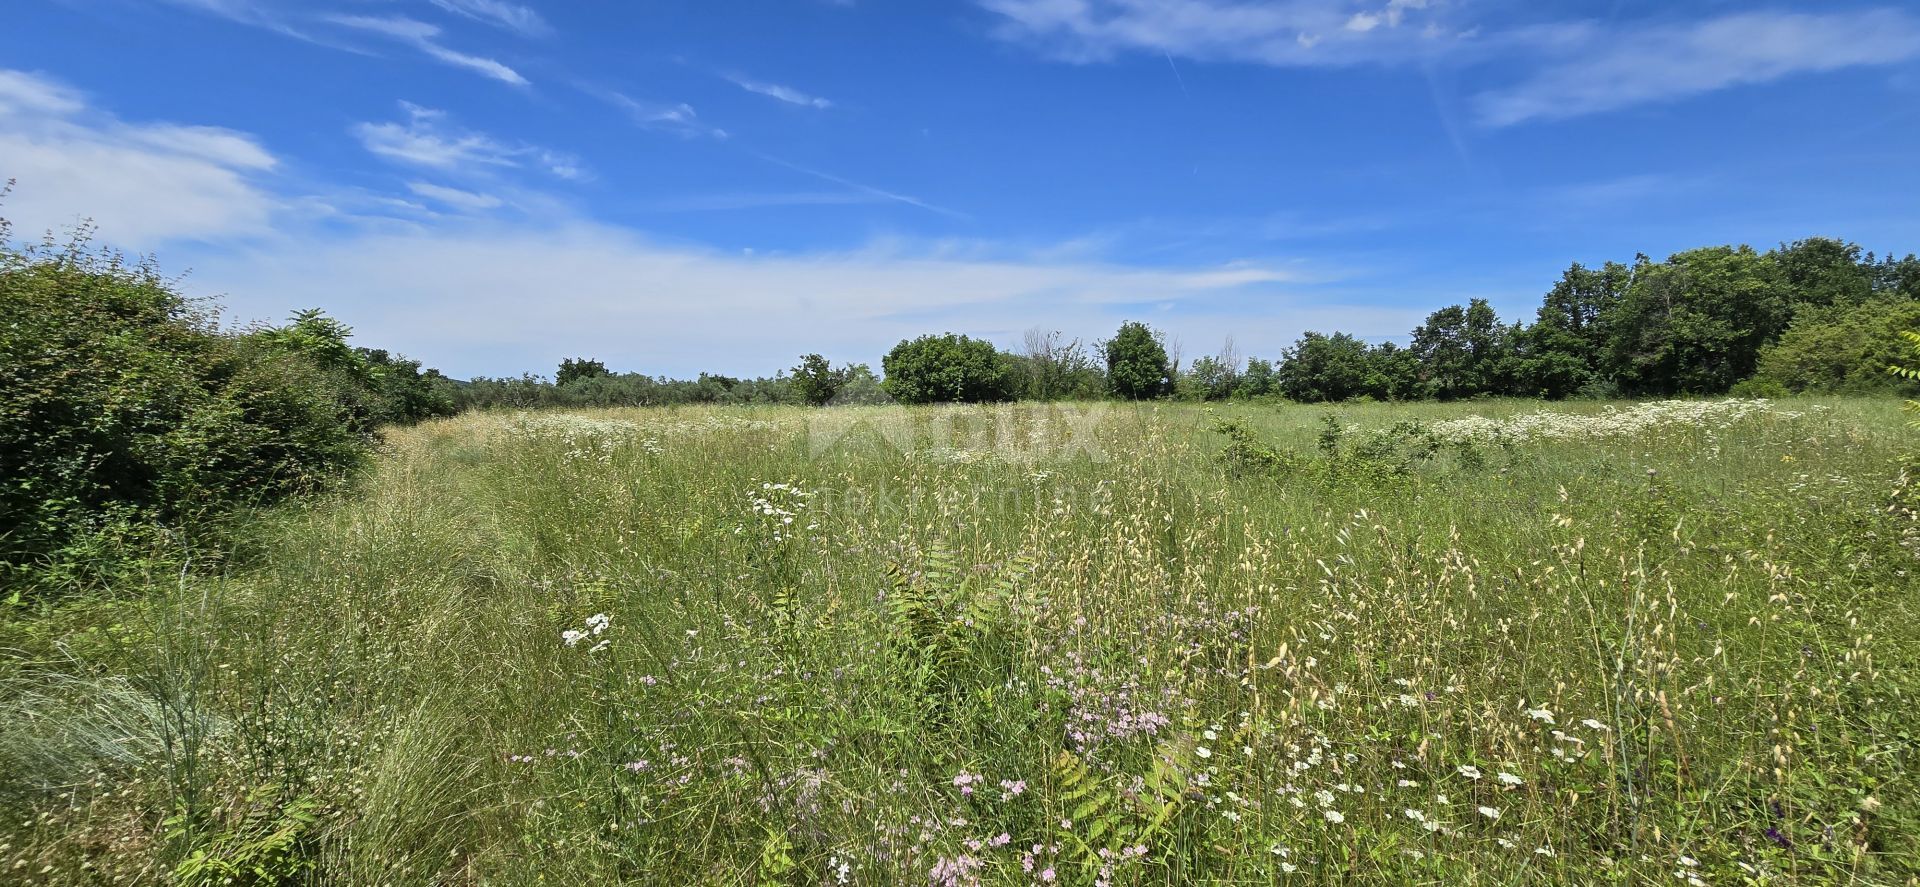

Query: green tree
[1769,237,1873,312]
[1752,298,1920,394]
[1869,253,1920,299]
[1277,331,1373,402]
[1410,299,1512,399]
[556,358,610,387]
[879,333,1015,404]
[1508,261,1632,398]
[1103,321,1171,400]
[358,348,458,425]
[1177,339,1242,401]
[1366,342,1422,400]
[1606,247,1791,395]
[832,364,891,405]
[790,353,845,407]
[1236,357,1277,398]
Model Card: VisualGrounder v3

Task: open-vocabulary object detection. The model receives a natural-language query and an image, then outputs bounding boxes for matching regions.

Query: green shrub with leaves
[880,333,1016,404]
[1103,321,1171,400]
[1752,298,1920,394]
[0,233,383,594]
[1214,414,1477,487]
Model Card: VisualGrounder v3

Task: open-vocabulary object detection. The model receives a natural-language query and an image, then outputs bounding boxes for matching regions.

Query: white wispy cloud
[354,102,519,170]
[754,153,966,219]
[0,68,277,243]
[601,92,729,139]
[0,68,85,116]
[979,3,1920,127]
[327,15,529,86]
[156,0,325,42]
[642,192,886,212]
[352,102,579,179]
[974,0,1454,66]
[186,223,1330,378]
[427,0,552,38]
[1474,9,1920,126]
[407,181,504,211]
[727,75,834,109]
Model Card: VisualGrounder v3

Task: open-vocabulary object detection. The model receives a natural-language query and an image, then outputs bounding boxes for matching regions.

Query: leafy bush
[1103,321,1171,400]
[358,347,458,425]
[880,333,1016,404]
[790,354,884,407]
[555,357,610,387]
[1214,414,1477,487]
[1751,298,1920,394]
[0,234,405,593]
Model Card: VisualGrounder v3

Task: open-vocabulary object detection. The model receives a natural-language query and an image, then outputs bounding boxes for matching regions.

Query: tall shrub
[0,237,373,592]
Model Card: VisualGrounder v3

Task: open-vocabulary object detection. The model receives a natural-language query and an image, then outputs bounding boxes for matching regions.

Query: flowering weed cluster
[1426,397,1820,443]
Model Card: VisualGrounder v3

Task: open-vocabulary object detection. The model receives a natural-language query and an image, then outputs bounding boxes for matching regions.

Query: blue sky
[4,0,1920,379]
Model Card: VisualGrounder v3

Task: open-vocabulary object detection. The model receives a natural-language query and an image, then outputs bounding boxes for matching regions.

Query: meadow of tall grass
[2,397,1916,884]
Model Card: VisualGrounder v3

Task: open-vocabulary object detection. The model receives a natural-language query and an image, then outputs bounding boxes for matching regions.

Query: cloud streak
[1473,9,1920,126]
[599,91,729,139]
[641,191,888,212]
[974,0,1455,67]
[754,153,968,220]
[427,0,552,38]
[727,75,834,109]
[352,102,579,180]
[327,15,529,86]
[979,3,1920,127]
[407,181,504,211]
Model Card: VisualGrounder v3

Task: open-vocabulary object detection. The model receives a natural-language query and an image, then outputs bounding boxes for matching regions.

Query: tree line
[458,237,1920,409]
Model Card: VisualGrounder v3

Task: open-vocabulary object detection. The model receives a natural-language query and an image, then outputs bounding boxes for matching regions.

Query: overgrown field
[4,398,1918,885]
